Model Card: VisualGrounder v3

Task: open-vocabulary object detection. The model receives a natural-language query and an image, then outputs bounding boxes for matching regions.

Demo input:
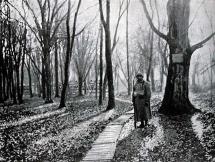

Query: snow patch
[1,108,66,128]
[191,113,204,141]
[34,109,116,146]
[144,117,164,150]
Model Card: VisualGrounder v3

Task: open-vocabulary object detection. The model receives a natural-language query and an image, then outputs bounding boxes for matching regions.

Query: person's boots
[138,120,145,128]
[145,120,148,127]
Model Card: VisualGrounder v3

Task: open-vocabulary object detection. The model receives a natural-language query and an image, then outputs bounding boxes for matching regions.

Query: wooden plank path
[82,109,134,162]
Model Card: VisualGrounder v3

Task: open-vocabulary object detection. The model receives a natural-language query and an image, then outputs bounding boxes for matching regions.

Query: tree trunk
[102,72,107,99]
[16,68,22,104]
[78,76,83,96]
[0,43,3,103]
[55,41,59,97]
[99,0,115,110]
[20,27,27,103]
[126,0,131,96]
[95,48,98,99]
[42,58,46,99]
[59,0,82,108]
[159,0,198,115]
[99,25,103,105]
[27,63,33,98]
[44,49,53,103]
[146,31,154,82]
[150,67,155,92]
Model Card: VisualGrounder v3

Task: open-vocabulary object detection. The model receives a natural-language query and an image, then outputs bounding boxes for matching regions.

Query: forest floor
[0,91,214,162]
[0,96,132,161]
[113,91,215,162]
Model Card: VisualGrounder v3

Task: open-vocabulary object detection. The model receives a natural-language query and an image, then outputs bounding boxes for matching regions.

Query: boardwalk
[82,109,133,162]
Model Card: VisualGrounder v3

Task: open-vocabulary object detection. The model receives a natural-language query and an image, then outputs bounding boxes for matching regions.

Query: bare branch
[139,0,168,41]
[190,32,215,53]
[75,13,98,37]
[99,0,107,28]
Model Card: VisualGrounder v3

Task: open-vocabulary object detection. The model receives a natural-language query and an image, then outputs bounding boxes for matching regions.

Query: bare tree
[102,0,127,99]
[59,0,82,108]
[11,0,67,103]
[140,0,215,115]
[73,31,96,96]
[99,0,115,110]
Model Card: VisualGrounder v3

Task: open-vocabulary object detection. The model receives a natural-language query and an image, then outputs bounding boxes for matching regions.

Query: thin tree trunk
[78,76,83,96]
[102,72,107,99]
[147,31,154,82]
[26,62,33,98]
[103,0,115,110]
[42,58,46,99]
[55,41,59,97]
[95,45,98,99]
[126,0,131,95]
[150,67,155,92]
[59,0,82,108]
[99,25,103,105]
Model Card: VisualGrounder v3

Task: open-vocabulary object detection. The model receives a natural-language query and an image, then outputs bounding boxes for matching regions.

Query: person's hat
[136,73,143,77]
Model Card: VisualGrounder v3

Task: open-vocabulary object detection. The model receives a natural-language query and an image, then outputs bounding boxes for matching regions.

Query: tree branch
[99,0,107,28]
[139,0,168,41]
[190,32,215,53]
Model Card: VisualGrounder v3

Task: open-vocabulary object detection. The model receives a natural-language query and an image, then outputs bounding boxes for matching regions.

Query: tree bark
[78,76,83,96]
[146,31,154,82]
[42,58,46,99]
[150,67,155,92]
[126,0,131,96]
[99,25,103,105]
[95,42,98,99]
[159,0,197,114]
[55,41,59,97]
[99,0,115,110]
[27,63,33,98]
[44,49,53,103]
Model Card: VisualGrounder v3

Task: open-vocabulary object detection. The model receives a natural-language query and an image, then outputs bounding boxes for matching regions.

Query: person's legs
[145,119,148,126]
[138,119,145,128]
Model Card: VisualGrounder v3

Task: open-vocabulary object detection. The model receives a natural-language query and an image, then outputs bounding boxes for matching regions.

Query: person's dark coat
[132,80,151,122]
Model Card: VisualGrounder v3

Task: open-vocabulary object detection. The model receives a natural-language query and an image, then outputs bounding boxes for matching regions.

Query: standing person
[132,73,152,128]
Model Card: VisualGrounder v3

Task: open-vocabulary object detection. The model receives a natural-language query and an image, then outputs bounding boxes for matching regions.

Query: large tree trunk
[159,0,198,115]
[141,0,215,115]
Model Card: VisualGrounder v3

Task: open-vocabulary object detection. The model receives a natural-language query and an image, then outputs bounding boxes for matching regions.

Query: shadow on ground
[113,114,207,162]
